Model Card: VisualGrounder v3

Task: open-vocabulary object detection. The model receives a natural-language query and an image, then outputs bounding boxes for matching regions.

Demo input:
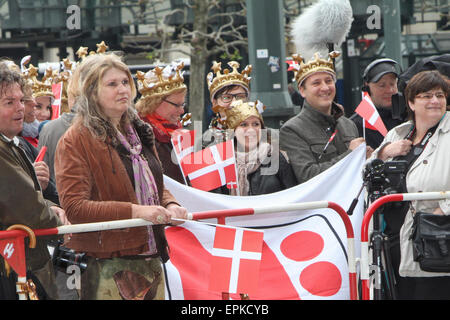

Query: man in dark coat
[350,58,404,149]
[0,61,68,299]
[280,52,369,184]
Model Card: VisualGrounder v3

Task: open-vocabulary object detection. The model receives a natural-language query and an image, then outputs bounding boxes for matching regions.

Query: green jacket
[0,134,61,298]
[280,102,359,184]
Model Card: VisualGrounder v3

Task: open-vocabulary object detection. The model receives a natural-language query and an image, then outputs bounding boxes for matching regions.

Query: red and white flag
[355,92,387,136]
[0,236,27,278]
[286,59,300,71]
[180,140,237,192]
[209,226,263,295]
[171,129,196,161]
[51,82,63,120]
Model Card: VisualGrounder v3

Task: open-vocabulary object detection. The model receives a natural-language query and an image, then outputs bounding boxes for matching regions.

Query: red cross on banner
[209,225,264,295]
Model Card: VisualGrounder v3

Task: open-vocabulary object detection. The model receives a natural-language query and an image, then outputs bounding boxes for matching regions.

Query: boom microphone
[290,0,353,60]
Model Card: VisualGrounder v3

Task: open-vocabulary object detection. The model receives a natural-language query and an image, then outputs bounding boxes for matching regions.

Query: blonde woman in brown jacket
[54,53,187,300]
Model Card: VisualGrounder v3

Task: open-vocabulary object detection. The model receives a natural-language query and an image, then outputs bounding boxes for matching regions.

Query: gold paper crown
[225,99,266,130]
[207,61,252,100]
[52,58,75,113]
[23,64,55,99]
[136,61,187,100]
[292,51,340,85]
[76,41,109,60]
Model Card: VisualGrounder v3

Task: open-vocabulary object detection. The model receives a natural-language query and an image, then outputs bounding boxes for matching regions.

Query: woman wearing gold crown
[214,100,297,196]
[19,64,55,146]
[135,62,188,184]
[204,61,252,147]
[54,53,187,300]
[31,67,55,123]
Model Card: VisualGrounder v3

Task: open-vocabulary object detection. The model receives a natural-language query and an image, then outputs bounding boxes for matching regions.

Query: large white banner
[163,144,366,300]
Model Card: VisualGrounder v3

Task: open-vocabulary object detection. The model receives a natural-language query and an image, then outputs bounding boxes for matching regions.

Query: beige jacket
[371,112,450,277]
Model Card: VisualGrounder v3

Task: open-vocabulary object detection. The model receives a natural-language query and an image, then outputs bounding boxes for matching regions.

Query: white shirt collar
[1,134,20,146]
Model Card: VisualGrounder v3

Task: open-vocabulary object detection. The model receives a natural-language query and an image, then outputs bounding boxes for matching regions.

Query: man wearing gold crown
[204,61,252,147]
[280,52,369,184]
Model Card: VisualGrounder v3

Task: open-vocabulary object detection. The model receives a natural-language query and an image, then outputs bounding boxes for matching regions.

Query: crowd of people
[0,42,449,300]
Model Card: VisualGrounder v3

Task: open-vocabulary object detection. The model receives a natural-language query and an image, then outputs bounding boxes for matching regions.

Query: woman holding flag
[135,62,188,184]
[54,53,187,300]
[215,100,297,196]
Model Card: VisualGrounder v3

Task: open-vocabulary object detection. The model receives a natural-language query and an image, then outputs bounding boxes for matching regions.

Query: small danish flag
[51,82,63,120]
[209,225,264,295]
[180,140,238,192]
[171,129,196,161]
[286,59,300,72]
[355,92,388,136]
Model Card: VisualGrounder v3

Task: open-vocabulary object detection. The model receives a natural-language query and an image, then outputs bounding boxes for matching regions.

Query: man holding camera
[351,58,405,149]
[280,52,370,184]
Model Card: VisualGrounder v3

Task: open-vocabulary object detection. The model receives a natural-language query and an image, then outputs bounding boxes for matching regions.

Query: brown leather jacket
[54,118,179,259]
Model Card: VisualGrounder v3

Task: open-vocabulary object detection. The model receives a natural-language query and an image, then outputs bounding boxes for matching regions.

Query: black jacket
[247,152,298,195]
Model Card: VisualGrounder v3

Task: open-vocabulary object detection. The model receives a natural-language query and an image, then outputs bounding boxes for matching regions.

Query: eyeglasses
[218,93,248,103]
[415,91,447,100]
[163,99,186,109]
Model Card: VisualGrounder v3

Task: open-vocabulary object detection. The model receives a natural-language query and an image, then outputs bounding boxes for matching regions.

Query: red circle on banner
[280,231,324,261]
[300,261,342,296]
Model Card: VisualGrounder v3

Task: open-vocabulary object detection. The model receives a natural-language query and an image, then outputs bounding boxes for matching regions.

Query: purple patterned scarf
[117,124,160,255]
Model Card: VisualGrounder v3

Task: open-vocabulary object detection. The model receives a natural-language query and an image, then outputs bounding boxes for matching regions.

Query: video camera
[49,240,88,273]
[363,159,408,202]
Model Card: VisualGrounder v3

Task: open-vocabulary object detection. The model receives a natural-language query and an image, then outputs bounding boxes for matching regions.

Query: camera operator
[351,58,405,149]
[369,70,450,299]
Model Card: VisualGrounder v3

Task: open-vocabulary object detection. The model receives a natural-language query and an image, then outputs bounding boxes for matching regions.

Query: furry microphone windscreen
[290,0,353,61]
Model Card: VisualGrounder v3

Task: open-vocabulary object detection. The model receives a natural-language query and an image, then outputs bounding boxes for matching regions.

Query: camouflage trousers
[80,256,165,300]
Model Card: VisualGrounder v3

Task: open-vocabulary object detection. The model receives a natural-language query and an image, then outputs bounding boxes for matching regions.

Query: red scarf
[23,136,39,148]
[143,114,181,143]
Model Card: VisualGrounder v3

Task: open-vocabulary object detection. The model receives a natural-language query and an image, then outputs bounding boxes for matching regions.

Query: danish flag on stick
[51,82,63,120]
[171,129,196,161]
[170,129,196,185]
[180,140,238,192]
[209,225,264,295]
[355,92,388,136]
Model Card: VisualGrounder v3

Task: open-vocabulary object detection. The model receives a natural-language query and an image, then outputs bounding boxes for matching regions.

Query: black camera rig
[49,240,88,273]
[363,159,408,203]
